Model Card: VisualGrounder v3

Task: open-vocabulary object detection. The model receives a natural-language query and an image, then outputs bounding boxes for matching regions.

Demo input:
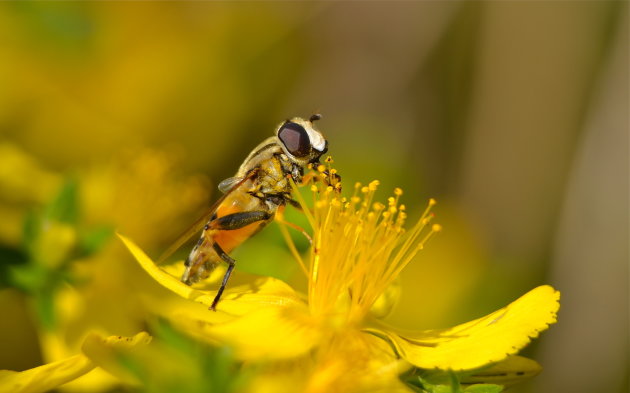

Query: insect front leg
[275,205,312,244]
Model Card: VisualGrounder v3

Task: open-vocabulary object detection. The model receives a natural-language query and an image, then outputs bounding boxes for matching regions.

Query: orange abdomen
[211,199,268,253]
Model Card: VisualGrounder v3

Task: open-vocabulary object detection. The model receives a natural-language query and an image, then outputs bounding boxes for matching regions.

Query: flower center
[287,159,440,325]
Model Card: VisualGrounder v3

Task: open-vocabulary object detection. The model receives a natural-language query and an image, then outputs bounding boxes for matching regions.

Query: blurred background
[0,2,627,393]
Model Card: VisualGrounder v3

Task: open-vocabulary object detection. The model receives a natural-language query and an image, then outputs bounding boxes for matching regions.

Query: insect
[159,114,330,310]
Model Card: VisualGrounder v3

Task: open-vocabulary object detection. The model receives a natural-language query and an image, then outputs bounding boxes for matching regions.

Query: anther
[372,202,385,211]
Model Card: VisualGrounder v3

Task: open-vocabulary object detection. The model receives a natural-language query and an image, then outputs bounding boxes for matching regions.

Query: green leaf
[0,246,28,288]
[9,263,48,292]
[22,209,40,253]
[408,376,462,393]
[45,178,79,224]
[78,225,114,256]
[34,287,57,330]
[463,384,503,393]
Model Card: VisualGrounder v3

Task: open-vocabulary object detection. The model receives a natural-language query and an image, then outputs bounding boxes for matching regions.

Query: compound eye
[278,122,311,157]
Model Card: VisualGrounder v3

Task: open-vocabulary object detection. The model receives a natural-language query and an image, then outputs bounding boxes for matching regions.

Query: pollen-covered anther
[325,156,334,163]
[317,164,326,173]
[396,212,407,226]
[372,202,385,211]
[310,185,318,192]
[361,186,369,194]
[394,187,403,196]
[368,180,380,191]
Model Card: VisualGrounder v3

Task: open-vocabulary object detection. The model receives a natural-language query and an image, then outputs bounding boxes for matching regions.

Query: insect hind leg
[210,242,236,311]
[210,210,271,231]
[185,210,272,309]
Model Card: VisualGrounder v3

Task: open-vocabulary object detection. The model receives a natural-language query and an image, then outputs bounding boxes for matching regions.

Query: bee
[159,114,330,310]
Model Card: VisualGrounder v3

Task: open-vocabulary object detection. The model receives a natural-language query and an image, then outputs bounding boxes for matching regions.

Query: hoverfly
[159,114,330,310]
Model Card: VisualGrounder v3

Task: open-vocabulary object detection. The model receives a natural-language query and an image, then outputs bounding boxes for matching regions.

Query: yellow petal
[80,332,152,386]
[369,285,560,371]
[0,355,95,393]
[117,233,304,314]
[171,305,320,360]
[462,355,542,387]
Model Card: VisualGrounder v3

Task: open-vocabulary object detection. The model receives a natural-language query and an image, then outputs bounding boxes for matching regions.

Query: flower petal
[80,332,152,385]
[117,234,304,314]
[369,285,560,370]
[171,305,320,360]
[462,355,542,387]
[0,355,95,393]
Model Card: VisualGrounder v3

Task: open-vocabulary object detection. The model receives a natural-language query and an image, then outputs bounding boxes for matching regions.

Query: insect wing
[218,176,244,194]
[157,169,257,263]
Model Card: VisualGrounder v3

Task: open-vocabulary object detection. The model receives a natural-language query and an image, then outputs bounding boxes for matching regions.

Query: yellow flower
[0,145,211,392]
[119,165,560,391]
[0,332,151,393]
[37,149,210,392]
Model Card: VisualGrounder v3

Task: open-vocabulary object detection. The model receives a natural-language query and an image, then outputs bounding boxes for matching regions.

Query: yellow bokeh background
[0,2,627,393]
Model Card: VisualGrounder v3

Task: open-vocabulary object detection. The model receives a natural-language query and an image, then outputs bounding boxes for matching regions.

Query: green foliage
[118,319,251,393]
[404,370,504,393]
[464,385,503,393]
[44,178,79,224]
[0,245,27,287]
[78,225,115,256]
[6,177,113,329]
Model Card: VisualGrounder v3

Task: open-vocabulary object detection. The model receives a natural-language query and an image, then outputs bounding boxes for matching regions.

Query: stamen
[288,162,440,321]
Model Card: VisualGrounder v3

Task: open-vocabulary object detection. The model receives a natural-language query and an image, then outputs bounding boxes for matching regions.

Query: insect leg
[209,242,235,311]
[286,197,302,211]
[275,207,312,244]
[205,210,272,310]
[209,211,272,231]
[299,171,318,185]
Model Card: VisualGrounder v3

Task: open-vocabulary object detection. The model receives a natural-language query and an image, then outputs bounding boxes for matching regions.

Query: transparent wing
[156,169,258,263]
[218,176,244,194]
